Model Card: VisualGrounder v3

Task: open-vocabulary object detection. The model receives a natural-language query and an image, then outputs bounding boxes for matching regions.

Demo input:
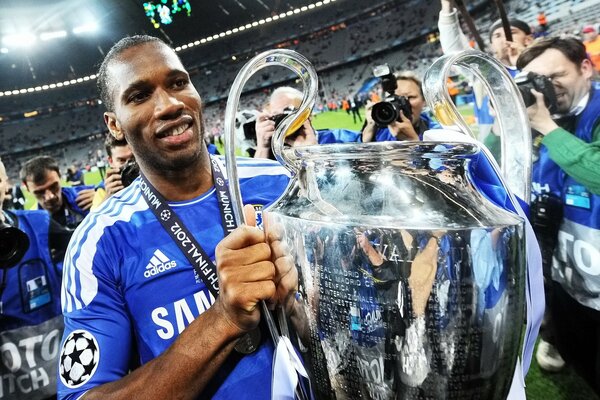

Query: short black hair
[517,36,588,70]
[20,156,60,184]
[104,133,129,157]
[97,35,166,112]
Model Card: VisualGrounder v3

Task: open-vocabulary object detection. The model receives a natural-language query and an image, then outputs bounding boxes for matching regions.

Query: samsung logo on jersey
[144,249,177,279]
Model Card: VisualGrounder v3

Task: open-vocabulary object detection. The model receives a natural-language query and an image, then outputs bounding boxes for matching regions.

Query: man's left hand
[527,89,559,135]
[75,189,95,211]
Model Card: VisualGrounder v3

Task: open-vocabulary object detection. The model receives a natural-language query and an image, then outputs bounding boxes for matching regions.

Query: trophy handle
[224,49,318,226]
[423,50,532,203]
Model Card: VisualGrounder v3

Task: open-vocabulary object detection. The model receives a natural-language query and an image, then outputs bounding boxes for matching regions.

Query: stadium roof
[0,0,335,93]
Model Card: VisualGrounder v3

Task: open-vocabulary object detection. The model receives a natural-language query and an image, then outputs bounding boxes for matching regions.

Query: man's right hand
[214,205,276,335]
[104,168,125,197]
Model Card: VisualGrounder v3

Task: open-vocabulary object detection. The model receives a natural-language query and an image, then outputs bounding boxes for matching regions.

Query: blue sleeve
[58,226,133,399]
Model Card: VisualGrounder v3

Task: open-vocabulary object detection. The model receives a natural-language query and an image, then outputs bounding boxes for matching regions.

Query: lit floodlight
[40,30,67,41]
[70,79,77,84]
[219,32,225,37]
[181,44,188,49]
[258,19,265,25]
[308,4,315,9]
[76,78,83,83]
[194,40,200,45]
[89,74,97,79]
[34,86,42,91]
[73,23,98,35]
[301,6,308,11]
[251,21,258,27]
[4,91,12,96]
[293,8,301,14]
[19,89,27,94]
[12,90,19,94]
[63,81,70,86]
[56,82,63,87]
[2,33,37,47]
[286,10,293,16]
[200,38,207,43]
[231,28,238,33]
[83,76,90,81]
[265,17,272,22]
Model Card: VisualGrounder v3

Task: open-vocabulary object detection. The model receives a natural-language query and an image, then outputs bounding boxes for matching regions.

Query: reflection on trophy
[224,48,531,399]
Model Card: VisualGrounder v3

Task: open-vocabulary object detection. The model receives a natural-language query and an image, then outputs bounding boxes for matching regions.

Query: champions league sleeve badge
[59,330,100,388]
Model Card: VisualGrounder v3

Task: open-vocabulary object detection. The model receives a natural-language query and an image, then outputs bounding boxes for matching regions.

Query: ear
[104,112,124,140]
[524,35,534,46]
[580,58,594,80]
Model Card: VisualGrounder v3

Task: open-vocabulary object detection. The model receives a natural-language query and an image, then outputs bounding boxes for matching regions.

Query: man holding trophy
[57,35,302,400]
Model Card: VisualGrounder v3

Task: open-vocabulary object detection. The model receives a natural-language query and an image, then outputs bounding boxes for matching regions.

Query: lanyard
[138,156,236,298]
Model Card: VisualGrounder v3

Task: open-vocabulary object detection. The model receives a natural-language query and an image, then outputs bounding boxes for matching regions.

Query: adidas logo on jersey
[144,249,177,278]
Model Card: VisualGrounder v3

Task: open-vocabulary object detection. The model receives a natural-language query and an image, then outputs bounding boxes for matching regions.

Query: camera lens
[0,222,30,269]
[372,102,398,125]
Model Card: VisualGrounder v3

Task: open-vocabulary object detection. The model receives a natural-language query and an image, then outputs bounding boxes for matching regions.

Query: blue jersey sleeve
[58,211,136,399]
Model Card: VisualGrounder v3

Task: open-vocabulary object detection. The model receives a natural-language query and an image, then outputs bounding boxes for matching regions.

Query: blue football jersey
[58,157,289,400]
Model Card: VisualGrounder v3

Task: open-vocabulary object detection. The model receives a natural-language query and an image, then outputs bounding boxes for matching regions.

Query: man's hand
[388,111,419,141]
[215,205,276,335]
[356,232,384,266]
[75,188,95,211]
[527,89,559,135]
[104,168,125,197]
[254,112,276,159]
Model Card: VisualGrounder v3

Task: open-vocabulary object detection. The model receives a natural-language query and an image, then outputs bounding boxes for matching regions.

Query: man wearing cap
[438,0,534,73]
[582,25,600,72]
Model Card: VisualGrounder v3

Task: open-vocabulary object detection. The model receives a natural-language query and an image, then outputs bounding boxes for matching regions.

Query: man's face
[490,27,532,61]
[105,42,204,174]
[108,144,133,169]
[522,48,593,114]
[395,79,425,125]
[26,170,63,214]
[270,93,318,147]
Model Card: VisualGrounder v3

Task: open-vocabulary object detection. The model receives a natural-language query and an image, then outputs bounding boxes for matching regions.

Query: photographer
[21,156,94,230]
[0,157,73,399]
[361,71,439,143]
[517,36,600,395]
[91,133,135,209]
[254,86,360,159]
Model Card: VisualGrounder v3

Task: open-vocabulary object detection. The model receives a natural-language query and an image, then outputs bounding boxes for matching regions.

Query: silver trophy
[224,49,531,399]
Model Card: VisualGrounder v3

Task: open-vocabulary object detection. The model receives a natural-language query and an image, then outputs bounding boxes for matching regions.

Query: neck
[141,151,213,202]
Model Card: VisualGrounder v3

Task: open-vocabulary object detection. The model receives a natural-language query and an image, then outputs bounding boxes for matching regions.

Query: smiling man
[517,36,600,395]
[57,35,299,400]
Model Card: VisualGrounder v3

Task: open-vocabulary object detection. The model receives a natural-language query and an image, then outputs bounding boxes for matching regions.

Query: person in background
[20,156,94,230]
[65,164,84,186]
[361,71,439,143]
[582,25,600,73]
[254,86,360,159]
[0,156,73,400]
[517,36,600,392]
[91,133,134,209]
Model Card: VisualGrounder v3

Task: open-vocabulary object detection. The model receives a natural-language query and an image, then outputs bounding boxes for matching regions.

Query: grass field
[20,108,599,399]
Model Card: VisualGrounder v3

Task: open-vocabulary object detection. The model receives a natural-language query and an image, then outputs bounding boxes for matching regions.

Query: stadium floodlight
[73,23,98,35]
[2,33,36,48]
[40,30,67,41]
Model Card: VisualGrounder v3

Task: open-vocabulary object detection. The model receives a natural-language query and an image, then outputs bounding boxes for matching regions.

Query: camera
[120,158,140,188]
[0,216,30,269]
[514,72,558,114]
[371,64,412,126]
[242,106,300,141]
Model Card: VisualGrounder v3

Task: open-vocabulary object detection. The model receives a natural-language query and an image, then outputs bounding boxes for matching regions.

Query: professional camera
[120,158,140,188]
[514,71,558,114]
[530,193,563,269]
[371,64,412,126]
[242,106,300,142]
[0,214,30,270]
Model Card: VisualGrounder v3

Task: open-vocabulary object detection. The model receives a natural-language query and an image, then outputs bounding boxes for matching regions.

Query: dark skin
[87,41,298,399]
